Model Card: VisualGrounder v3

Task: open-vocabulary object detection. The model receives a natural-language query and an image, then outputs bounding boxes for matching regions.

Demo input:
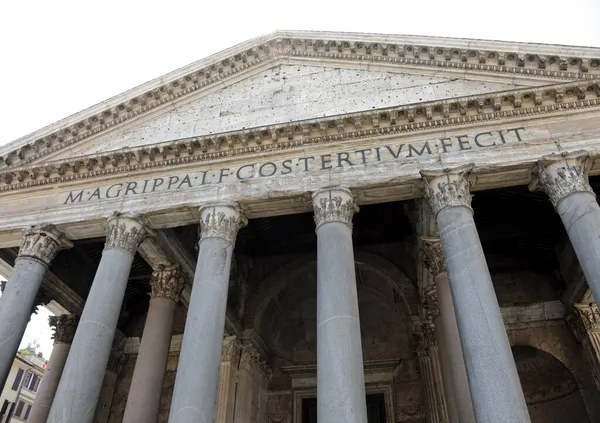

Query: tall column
[48,213,150,423]
[421,166,531,423]
[28,314,79,423]
[530,152,600,303]
[422,237,476,423]
[93,349,126,423]
[168,202,247,423]
[215,336,241,423]
[413,326,441,423]
[0,224,72,389]
[312,186,368,423]
[122,264,184,423]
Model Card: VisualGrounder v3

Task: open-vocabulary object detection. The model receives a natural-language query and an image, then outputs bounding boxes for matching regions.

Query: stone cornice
[2,32,600,172]
[1,79,600,194]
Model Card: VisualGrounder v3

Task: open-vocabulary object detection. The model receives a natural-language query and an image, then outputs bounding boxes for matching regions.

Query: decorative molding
[221,336,242,362]
[18,223,73,266]
[3,33,600,173]
[150,264,184,301]
[281,359,401,378]
[199,202,247,244]
[312,185,358,229]
[421,164,474,216]
[2,79,600,193]
[104,212,152,253]
[529,151,594,207]
[49,314,79,344]
[420,236,445,276]
[396,405,425,422]
[574,302,600,332]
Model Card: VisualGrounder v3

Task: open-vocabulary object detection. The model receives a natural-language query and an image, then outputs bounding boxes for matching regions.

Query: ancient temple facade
[1,31,600,423]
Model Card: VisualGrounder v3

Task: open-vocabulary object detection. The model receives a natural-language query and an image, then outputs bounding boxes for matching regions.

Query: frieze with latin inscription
[63,127,525,204]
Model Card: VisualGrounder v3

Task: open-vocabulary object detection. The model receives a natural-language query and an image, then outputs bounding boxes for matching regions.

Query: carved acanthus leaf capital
[19,224,73,266]
[421,237,445,276]
[421,165,474,216]
[199,202,247,244]
[151,264,184,301]
[529,151,593,207]
[574,302,600,332]
[312,186,359,229]
[49,314,79,344]
[239,343,261,371]
[105,212,152,253]
[423,285,440,319]
[412,323,436,357]
[221,336,242,362]
[260,361,273,385]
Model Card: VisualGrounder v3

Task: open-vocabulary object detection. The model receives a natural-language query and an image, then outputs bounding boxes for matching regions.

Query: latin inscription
[64,127,525,204]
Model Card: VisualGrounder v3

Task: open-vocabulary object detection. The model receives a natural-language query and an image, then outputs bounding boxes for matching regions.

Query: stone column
[28,314,79,423]
[122,265,184,423]
[0,224,72,389]
[531,152,600,304]
[48,213,150,423]
[421,166,531,423]
[232,343,272,423]
[168,202,247,423]
[94,349,126,423]
[215,336,242,423]
[422,237,476,423]
[574,303,600,375]
[413,327,442,423]
[312,186,368,423]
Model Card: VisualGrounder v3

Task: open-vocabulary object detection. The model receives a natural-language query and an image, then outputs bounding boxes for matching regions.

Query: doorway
[301,393,386,423]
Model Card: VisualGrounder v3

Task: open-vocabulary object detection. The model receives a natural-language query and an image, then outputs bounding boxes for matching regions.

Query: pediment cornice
[2,78,599,193]
[3,31,600,172]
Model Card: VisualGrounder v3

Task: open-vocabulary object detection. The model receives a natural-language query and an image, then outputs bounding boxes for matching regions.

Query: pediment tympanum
[40,64,522,161]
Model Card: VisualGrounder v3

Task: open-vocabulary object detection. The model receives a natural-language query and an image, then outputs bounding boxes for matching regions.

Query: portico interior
[2,183,597,422]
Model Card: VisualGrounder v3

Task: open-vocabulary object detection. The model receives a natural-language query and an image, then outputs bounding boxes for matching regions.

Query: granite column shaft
[48,213,150,423]
[28,315,79,423]
[0,224,71,390]
[422,238,476,423]
[422,167,530,423]
[531,152,600,304]
[122,265,183,423]
[312,186,368,423]
[168,203,246,423]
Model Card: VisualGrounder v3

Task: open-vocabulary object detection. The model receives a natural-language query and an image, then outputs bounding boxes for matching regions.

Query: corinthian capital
[529,151,593,208]
[239,343,261,371]
[49,314,79,344]
[312,186,359,229]
[421,237,445,276]
[18,224,73,266]
[199,202,247,244]
[105,212,152,253]
[151,264,184,302]
[221,336,242,362]
[574,302,600,333]
[421,165,474,216]
[423,285,440,319]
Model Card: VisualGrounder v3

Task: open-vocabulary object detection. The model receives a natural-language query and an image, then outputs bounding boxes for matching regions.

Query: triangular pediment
[41,63,526,160]
[3,30,600,169]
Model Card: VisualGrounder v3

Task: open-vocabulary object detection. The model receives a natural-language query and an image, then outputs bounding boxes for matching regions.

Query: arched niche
[512,346,590,423]
[243,250,417,366]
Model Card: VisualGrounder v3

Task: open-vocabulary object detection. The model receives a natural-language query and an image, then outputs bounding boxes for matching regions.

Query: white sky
[1,0,600,359]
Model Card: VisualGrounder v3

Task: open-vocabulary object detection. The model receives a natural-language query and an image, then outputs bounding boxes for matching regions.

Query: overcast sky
[2,0,600,360]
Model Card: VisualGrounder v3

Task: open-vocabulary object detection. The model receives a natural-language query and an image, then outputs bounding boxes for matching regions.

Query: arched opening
[512,346,590,423]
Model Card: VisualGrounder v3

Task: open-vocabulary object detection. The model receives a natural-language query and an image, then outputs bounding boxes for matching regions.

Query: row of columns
[0,151,599,422]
